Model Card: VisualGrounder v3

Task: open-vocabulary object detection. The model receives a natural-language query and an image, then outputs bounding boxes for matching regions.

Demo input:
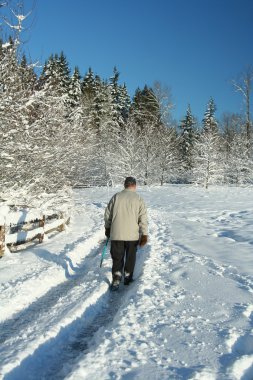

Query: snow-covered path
[1,186,253,380]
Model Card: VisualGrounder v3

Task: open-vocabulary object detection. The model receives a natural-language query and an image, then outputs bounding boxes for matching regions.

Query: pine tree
[20,54,37,93]
[81,67,96,100]
[92,75,104,130]
[39,52,70,96]
[180,104,196,181]
[118,83,131,122]
[193,99,223,188]
[109,66,124,127]
[83,78,121,185]
[202,97,218,133]
[68,66,82,108]
[81,68,99,130]
[57,51,71,94]
[130,85,160,128]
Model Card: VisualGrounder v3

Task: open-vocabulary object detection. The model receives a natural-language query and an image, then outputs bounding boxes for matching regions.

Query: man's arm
[138,197,148,237]
[104,194,116,229]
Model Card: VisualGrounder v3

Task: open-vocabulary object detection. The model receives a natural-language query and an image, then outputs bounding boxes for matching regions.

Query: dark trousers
[110,240,139,278]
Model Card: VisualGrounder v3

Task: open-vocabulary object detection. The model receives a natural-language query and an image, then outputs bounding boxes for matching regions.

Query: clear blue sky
[12,0,253,122]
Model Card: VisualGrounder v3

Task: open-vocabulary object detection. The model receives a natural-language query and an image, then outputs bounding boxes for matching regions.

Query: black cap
[124,176,136,187]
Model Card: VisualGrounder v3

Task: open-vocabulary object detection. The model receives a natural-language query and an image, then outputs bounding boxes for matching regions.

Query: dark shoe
[124,275,133,286]
[111,273,121,290]
[110,282,120,291]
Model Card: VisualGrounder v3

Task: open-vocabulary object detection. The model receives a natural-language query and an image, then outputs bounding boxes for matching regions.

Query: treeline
[0,34,253,207]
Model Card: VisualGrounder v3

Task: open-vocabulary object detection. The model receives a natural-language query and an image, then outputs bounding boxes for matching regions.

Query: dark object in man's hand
[139,235,148,247]
[105,228,110,238]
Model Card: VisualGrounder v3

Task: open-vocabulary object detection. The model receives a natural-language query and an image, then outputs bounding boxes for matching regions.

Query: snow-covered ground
[1,185,253,380]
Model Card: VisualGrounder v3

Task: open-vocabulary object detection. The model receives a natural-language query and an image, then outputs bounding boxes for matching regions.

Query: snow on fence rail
[0,209,70,257]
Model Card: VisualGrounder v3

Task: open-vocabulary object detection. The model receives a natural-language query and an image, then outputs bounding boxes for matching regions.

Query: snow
[2,42,11,49]
[0,205,9,225]
[1,185,253,380]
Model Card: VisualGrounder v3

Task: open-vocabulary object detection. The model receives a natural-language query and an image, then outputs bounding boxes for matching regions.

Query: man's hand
[105,228,110,238]
[139,235,148,247]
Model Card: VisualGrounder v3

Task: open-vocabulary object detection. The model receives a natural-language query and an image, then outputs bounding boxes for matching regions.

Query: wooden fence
[0,210,70,257]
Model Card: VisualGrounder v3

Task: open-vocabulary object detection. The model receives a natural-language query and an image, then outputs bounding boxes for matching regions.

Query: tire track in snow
[1,241,149,380]
[0,229,110,379]
[0,232,99,322]
[65,210,208,380]
[0,228,104,343]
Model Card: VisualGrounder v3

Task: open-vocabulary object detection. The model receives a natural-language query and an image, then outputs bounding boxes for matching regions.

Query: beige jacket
[104,189,148,241]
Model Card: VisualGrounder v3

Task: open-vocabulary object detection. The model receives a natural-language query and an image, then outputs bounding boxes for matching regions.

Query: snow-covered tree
[81,68,98,130]
[109,66,128,128]
[20,53,36,94]
[180,104,196,181]
[84,79,122,185]
[4,1,253,203]
[0,36,34,202]
[222,113,253,184]
[226,132,253,184]
[202,97,218,133]
[232,67,253,151]
[155,126,180,185]
[193,99,223,188]
[116,116,143,180]
[130,85,160,129]
[152,81,174,125]
[118,83,131,123]
[68,66,82,108]
[39,52,70,98]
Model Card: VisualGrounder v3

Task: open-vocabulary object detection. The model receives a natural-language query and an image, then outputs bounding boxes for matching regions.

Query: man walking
[104,177,148,290]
